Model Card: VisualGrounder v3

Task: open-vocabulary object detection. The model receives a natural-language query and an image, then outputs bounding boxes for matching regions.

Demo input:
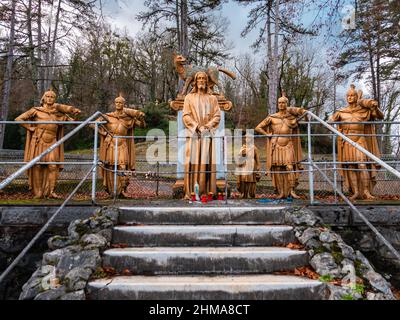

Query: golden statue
[255,94,305,199]
[235,135,261,199]
[94,95,145,198]
[330,84,383,200]
[182,71,221,199]
[15,89,81,199]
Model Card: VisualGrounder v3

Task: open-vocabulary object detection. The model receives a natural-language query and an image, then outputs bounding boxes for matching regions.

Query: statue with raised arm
[330,84,383,201]
[182,71,221,199]
[15,89,81,199]
[255,93,305,199]
[94,94,145,198]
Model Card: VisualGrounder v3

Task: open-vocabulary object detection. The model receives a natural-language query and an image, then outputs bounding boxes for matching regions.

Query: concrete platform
[102,247,308,275]
[87,275,327,300]
[112,225,295,247]
[118,206,286,225]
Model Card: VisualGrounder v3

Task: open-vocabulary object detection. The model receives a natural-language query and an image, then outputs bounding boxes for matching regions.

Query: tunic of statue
[330,84,383,201]
[235,139,261,199]
[255,95,305,199]
[95,95,145,197]
[15,89,81,199]
[182,71,221,199]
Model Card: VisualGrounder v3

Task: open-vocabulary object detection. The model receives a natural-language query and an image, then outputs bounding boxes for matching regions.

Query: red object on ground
[217,193,223,200]
[208,192,213,201]
[191,192,196,201]
[201,195,207,203]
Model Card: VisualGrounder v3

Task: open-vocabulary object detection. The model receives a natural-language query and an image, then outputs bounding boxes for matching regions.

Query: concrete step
[118,206,287,225]
[112,225,296,247]
[102,247,308,275]
[87,275,327,300]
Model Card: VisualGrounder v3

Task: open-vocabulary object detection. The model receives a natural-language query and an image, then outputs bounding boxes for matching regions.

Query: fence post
[156,161,160,196]
[308,121,314,204]
[332,124,338,203]
[91,122,98,204]
[113,137,118,201]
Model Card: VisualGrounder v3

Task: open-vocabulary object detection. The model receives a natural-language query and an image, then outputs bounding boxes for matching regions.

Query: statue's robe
[15,104,74,196]
[330,100,383,194]
[97,108,143,196]
[182,92,221,198]
[256,108,304,197]
[235,144,261,198]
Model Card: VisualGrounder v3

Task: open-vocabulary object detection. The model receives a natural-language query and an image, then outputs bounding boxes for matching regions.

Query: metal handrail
[0,111,103,191]
[0,164,96,285]
[305,111,400,180]
[312,162,400,261]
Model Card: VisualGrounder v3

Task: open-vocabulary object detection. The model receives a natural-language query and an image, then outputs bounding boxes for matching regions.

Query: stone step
[118,206,286,225]
[112,225,296,247]
[87,275,327,300]
[102,247,308,275]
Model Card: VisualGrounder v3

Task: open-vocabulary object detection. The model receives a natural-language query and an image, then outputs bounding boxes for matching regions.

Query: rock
[60,290,86,300]
[43,248,68,266]
[40,266,59,291]
[34,286,67,300]
[327,284,353,300]
[68,219,90,240]
[56,249,100,278]
[285,207,321,226]
[341,259,356,279]
[64,267,92,291]
[80,233,108,250]
[310,253,341,277]
[364,270,394,297]
[47,235,73,250]
[359,234,375,251]
[19,271,43,300]
[101,206,119,224]
[327,284,362,300]
[366,292,395,300]
[304,239,322,250]
[299,228,320,244]
[355,250,375,272]
[319,231,342,243]
[96,229,112,242]
[338,242,356,260]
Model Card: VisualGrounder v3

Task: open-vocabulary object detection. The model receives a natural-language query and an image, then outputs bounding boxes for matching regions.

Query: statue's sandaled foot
[363,192,376,200]
[183,194,191,200]
[121,191,131,198]
[48,192,62,199]
[276,193,285,199]
[33,194,43,199]
[349,193,360,201]
[290,191,301,199]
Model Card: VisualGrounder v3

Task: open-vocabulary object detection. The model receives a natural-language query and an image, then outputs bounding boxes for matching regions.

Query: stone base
[173,179,230,199]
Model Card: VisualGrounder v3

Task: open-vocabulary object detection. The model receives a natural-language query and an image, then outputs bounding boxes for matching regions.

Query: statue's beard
[198,83,206,90]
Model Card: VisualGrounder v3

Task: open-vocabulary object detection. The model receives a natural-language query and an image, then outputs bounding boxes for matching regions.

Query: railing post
[113,137,118,201]
[91,122,98,204]
[332,124,338,203]
[224,135,228,204]
[307,120,314,204]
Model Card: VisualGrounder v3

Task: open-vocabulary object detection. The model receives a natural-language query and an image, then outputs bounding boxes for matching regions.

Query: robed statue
[182,71,221,199]
[15,89,81,199]
[255,93,305,199]
[330,84,383,200]
[235,133,261,199]
[94,95,145,198]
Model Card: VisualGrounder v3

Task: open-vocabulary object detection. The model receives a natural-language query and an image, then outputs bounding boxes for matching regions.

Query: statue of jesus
[182,71,221,199]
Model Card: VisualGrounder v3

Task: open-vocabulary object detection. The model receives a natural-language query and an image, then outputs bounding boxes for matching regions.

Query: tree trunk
[27,0,39,103]
[175,0,181,53]
[38,0,44,96]
[266,2,273,113]
[44,0,55,89]
[180,0,188,57]
[271,0,280,112]
[48,0,62,87]
[0,0,17,149]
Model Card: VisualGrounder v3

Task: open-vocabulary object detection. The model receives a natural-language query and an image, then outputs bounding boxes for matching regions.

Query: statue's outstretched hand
[71,107,81,116]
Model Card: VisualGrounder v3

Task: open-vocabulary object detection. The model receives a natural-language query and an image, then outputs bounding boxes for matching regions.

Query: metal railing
[0,111,109,285]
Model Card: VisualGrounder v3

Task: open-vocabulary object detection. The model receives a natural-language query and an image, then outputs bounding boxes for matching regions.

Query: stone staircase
[87,206,327,300]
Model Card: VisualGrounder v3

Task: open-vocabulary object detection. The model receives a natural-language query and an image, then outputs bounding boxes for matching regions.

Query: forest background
[0,0,399,155]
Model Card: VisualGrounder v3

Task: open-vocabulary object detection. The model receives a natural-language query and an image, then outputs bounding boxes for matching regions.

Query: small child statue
[235,133,261,199]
